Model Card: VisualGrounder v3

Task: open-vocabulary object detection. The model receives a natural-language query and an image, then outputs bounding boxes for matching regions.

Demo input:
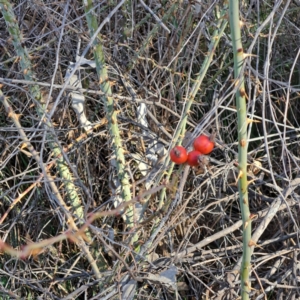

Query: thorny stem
[229,1,252,298]
[0,0,104,276]
[83,0,134,228]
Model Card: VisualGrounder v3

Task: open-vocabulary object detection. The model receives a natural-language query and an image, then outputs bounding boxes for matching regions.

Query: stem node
[240,139,247,147]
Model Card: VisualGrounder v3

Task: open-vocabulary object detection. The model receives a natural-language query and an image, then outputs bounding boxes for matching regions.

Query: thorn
[247,179,256,186]
[247,118,260,125]
[248,239,263,249]
[239,88,246,97]
[249,213,258,220]
[243,53,257,59]
[235,170,243,185]
[248,239,256,247]
[15,113,22,120]
[20,143,28,150]
[244,280,257,291]
[238,170,243,179]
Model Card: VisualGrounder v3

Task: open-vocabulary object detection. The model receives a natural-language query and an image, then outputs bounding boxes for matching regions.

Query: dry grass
[1,0,300,299]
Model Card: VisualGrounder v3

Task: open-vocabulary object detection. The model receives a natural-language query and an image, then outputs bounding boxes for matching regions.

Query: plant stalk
[228,1,252,298]
[0,0,106,275]
[83,0,134,227]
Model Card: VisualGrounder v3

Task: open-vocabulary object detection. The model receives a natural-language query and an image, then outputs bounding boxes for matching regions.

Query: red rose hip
[170,146,188,164]
[193,135,214,155]
[186,150,202,167]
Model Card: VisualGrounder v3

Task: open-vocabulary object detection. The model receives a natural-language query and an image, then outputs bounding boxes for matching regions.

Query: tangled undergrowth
[1,0,300,299]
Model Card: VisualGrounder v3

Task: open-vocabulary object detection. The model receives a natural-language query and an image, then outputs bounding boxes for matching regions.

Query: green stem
[0,0,85,223]
[0,0,105,275]
[83,0,133,227]
[229,1,252,299]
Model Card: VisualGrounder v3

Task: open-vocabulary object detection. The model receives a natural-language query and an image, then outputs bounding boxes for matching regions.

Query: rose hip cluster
[170,135,214,167]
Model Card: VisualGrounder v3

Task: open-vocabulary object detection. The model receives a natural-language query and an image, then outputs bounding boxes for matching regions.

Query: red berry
[193,135,214,155]
[170,146,188,164]
[187,150,202,167]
